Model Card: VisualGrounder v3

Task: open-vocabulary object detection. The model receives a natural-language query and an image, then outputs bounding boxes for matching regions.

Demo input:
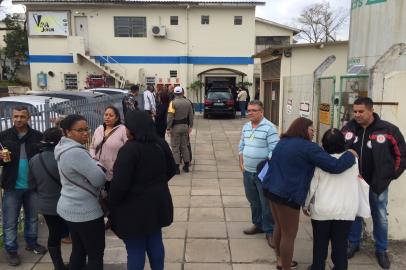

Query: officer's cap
[174,86,183,94]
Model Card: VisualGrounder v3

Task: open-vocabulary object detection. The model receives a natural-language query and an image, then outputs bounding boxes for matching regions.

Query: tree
[187,80,204,111]
[2,15,28,81]
[296,1,348,43]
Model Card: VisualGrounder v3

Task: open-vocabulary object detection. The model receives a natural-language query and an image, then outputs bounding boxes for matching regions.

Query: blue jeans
[239,101,246,117]
[123,230,165,270]
[348,188,388,252]
[2,189,38,252]
[243,171,274,235]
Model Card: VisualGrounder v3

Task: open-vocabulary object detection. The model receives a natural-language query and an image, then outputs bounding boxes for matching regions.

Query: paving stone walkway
[0,116,404,269]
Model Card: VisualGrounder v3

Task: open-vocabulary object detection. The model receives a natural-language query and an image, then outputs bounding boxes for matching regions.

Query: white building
[17,0,297,106]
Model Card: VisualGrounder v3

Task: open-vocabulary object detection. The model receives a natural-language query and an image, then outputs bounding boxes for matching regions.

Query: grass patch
[0,80,17,88]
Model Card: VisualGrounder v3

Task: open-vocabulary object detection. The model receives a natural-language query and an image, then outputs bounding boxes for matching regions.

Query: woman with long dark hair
[109,111,176,270]
[155,90,170,138]
[90,106,127,190]
[262,117,357,270]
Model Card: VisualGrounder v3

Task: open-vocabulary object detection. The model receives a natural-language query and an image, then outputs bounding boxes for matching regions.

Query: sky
[1,0,352,39]
[256,0,352,40]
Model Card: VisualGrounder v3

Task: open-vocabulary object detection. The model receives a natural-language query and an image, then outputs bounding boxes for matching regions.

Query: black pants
[310,219,353,270]
[43,214,68,247]
[66,217,105,270]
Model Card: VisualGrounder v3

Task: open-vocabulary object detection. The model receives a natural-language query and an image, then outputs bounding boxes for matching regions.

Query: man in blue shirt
[239,100,280,248]
[0,106,46,266]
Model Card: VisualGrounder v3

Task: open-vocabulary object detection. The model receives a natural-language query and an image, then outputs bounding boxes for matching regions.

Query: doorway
[205,76,236,92]
[264,80,280,126]
[75,16,89,52]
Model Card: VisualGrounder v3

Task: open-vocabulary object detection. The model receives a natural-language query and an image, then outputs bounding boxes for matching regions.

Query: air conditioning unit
[152,25,166,37]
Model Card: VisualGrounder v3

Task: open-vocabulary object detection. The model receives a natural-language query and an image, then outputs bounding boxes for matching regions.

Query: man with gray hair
[239,100,279,247]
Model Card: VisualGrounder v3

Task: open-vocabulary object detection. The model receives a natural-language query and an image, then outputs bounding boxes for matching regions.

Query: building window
[170,70,177,78]
[64,74,78,90]
[170,16,178,25]
[201,15,209,25]
[234,16,242,25]
[256,36,290,46]
[114,17,147,37]
[255,36,290,53]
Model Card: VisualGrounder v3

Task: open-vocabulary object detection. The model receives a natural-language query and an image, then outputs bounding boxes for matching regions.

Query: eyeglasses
[71,128,90,133]
[247,109,260,112]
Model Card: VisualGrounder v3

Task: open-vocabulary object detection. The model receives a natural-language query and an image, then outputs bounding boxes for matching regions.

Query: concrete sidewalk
[1,116,404,269]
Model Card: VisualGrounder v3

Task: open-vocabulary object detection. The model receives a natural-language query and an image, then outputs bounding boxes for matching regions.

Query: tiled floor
[0,116,403,269]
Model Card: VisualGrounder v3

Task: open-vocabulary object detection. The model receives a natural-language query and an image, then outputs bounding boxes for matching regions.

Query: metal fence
[0,94,125,241]
[0,94,125,135]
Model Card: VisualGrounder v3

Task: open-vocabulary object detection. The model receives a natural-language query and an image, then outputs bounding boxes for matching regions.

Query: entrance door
[75,16,89,52]
[264,81,280,126]
[264,81,271,121]
[271,81,280,125]
[205,76,236,92]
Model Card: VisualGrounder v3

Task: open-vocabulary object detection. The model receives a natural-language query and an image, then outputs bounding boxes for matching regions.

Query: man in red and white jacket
[342,97,406,269]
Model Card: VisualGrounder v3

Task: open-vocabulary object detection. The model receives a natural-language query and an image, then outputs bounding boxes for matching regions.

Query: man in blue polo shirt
[239,100,279,248]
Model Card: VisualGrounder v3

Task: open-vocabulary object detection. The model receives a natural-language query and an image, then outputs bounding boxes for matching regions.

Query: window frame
[170,16,179,25]
[114,16,147,38]
[64,74,78,90]
[201,15,210,25]
[234,16,243,25]
[169,70,177,78]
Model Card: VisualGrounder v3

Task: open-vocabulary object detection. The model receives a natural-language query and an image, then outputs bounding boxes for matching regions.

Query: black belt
[172,118,189,126]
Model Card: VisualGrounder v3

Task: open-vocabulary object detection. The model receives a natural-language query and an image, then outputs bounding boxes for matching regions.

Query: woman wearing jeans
[55,115,106,270]
[109,111,176,270]
[262,118,357,270]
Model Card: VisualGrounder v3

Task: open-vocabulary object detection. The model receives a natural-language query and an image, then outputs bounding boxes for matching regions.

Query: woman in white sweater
[303,128,359,270]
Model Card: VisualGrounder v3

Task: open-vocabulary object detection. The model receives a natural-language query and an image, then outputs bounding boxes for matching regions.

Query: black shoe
[265,234,275,249]
[243,225,263,235]
[276,261,298,270]
[175,165,180,175]
[183,162,190,173]
[376,251,390,269]
[5,251,21,266]
[25,243,47,255]
[347,244,360,259]
[48,246,68,270]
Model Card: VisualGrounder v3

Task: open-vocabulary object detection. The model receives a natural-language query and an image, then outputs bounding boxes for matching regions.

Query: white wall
[375,71,406,240]
[278,43,348,131]
[26,4,257,92]
[255,20,294,43]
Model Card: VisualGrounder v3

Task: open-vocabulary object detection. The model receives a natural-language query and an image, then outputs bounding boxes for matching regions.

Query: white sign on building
[28,11,69,36]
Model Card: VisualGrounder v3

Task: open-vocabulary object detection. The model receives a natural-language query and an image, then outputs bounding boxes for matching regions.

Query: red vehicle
[85,74,108,89]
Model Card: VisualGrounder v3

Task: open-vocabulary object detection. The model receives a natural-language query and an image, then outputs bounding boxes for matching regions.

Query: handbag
[357,176,371,218]
[59,168,109,217]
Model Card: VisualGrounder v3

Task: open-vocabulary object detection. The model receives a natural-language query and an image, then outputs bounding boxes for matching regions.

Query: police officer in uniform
[167,86,194,174]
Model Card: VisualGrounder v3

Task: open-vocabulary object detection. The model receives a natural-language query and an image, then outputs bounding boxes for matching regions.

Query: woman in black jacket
[29,128,67,270]
[109,111,176,270]
[155,89,170,138]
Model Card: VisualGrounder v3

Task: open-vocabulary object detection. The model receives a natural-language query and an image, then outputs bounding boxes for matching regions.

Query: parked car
[84,88,128,96]
[28,90,106,101]
[0,95,70,132]
[203,88,236,118]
